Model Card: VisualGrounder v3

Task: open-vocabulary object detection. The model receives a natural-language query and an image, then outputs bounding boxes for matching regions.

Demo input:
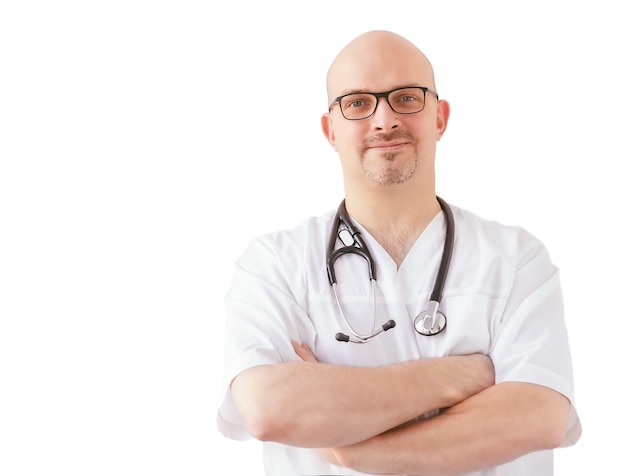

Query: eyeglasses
[329,86,438,121]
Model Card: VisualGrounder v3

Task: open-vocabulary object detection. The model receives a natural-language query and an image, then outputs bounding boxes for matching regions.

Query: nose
[371,97,400,130]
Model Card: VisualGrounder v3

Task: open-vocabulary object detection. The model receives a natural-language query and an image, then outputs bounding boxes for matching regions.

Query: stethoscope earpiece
[335,319,396,343]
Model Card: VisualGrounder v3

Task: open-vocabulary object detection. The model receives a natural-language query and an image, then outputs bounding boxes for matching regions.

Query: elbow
[237,399,282,441]
[239,402,288,442]
[536,422,567,450]
[540,411,570,449]
[529,393,572,450]
[231,369,288,442]
[498,383,572,452]
[242,415,278,442]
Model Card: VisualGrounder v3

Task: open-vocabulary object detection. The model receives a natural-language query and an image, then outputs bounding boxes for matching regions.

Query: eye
[390,88,425,112]
[342,94,374,110]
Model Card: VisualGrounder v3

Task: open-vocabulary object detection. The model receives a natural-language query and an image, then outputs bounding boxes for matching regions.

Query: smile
[367,141,408,152]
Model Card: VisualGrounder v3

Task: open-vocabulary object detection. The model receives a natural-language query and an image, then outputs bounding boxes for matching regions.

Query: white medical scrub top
[217,204,582,476]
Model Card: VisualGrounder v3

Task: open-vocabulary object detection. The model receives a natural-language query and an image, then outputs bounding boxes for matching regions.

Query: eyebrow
[335,84,428,96]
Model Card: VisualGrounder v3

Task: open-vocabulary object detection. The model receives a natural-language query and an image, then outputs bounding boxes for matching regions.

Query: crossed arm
[231,343,570,475]
[316,379,570,475]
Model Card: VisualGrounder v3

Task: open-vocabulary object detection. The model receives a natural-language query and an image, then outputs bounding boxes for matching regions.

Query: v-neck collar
[348,209,447,276]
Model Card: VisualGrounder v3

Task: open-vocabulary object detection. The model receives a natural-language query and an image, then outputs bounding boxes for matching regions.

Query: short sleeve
[491,240,582,446]
[216,233,317,439]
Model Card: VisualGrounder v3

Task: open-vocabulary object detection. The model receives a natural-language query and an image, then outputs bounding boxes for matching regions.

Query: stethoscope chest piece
[414,310,447,336]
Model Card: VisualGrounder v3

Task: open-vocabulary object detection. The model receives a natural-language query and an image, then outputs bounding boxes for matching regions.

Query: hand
[292,341,318,362]
[464,353,495,396]
[317,446,347,467]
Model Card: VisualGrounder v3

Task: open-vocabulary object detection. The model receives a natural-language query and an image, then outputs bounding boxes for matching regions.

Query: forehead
[327,32,435,98]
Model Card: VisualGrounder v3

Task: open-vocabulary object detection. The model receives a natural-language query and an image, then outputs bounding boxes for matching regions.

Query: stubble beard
[359,131,419,187]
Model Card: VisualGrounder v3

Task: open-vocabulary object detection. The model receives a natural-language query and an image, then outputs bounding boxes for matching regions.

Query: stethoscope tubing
[430,196,454,303]
[326,196,454,342]
[326,200,376,285]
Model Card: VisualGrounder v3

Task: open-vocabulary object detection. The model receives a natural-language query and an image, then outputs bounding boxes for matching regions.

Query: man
[217,30,581,475]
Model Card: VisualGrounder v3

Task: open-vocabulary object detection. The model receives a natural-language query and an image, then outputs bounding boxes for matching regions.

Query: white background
[1,1,624,474]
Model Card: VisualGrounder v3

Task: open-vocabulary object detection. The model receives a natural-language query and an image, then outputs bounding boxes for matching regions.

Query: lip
[367,141,409,151]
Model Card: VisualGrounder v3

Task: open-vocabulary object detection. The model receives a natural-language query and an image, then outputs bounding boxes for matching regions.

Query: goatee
[359,131,419,186]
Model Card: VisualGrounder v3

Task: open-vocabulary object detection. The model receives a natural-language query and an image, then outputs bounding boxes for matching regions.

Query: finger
[291,341,318,362]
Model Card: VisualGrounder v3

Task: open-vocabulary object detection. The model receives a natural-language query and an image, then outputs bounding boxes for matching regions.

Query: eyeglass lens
[340,87,426,120]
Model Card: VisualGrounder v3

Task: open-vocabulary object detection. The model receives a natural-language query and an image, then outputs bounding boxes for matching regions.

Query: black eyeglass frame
[329,86,439,120]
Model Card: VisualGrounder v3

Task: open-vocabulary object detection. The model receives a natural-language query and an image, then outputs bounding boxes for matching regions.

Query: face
[321,32,450,189]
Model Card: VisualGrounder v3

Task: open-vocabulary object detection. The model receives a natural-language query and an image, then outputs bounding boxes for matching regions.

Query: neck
[344,186,441,267]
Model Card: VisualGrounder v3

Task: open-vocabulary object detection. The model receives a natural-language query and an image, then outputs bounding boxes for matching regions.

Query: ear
[436,99,451,141]
[321,112,337,150]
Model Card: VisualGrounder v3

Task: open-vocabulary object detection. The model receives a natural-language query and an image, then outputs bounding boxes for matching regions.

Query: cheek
[331,124,364,155]
[334,139,361,167]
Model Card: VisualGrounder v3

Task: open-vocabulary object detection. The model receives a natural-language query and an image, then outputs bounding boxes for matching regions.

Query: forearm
[329,382,571,475]
[231,353,493,448]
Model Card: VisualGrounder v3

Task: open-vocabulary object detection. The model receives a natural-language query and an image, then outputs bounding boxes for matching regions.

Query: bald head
[326,30,436,104]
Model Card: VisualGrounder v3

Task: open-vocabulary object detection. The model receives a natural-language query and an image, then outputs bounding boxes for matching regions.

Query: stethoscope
[326,196,455,343]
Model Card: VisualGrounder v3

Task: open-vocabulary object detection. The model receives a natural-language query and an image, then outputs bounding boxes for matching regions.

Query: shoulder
[239,208,336,263]
[451,205,546,256]
[448,204,557,285]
